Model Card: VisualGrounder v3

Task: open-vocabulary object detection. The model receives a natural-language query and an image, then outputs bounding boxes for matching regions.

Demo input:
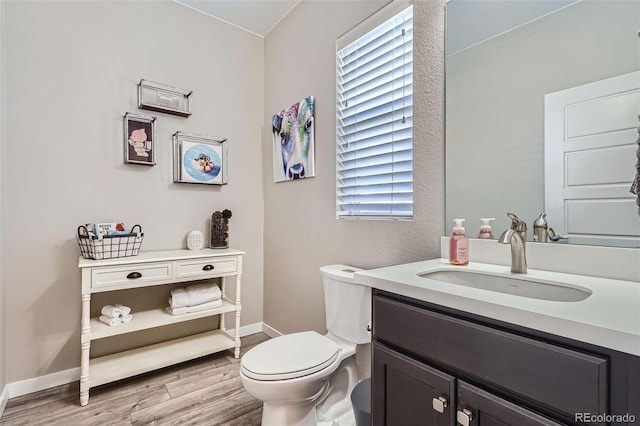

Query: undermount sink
[419,269,592,302]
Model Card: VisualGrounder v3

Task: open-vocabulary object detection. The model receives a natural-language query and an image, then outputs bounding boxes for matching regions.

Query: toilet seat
[241,331,339,381]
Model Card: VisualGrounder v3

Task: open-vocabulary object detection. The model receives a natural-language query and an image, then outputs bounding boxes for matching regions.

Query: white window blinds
[336,3,413,219]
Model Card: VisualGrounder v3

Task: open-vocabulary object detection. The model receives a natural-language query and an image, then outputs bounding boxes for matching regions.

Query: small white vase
[187,230,204,250]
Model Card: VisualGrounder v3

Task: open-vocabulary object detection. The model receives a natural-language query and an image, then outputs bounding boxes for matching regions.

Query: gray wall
[446,0,640,237]
[263,0,445,336]
[0,0,6,398]
[3,0,265,383]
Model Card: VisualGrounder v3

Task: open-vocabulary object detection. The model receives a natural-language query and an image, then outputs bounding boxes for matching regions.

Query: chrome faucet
[498,213,527,274]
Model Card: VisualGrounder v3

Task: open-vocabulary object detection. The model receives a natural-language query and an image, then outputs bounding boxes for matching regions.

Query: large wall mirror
[445,0,640,248]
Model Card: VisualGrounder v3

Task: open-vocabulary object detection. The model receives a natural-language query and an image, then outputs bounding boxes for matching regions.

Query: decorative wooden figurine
[210,209,232,248]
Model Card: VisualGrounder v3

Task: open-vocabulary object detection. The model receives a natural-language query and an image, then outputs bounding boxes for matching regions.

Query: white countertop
[355,259,640,356]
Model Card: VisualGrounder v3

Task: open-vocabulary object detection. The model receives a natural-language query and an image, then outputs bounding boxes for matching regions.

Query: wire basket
[76,224,143,260]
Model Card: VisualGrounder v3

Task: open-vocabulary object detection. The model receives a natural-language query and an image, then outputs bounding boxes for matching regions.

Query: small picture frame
[124,112,156,166]
[173,131,228,185]
[138,79,192,117]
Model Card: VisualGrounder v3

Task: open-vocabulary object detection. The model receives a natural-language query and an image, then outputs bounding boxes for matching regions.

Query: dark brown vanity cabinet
[372,290,639,426]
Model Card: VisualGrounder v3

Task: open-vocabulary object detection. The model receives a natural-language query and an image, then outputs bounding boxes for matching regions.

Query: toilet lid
[241,331,339,381]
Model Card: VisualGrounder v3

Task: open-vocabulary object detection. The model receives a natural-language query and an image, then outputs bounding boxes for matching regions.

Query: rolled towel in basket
[166,299,223,316]
[101,305,122,318]
[99,315,122,326]
[169,283,222,308]
[113,304,131,316]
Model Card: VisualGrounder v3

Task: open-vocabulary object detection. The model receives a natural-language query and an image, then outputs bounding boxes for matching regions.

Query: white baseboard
[261,322,283,338]
[7,367,80,399]
[0,385,8,419]
[228,322,265,337]
[4,322,277,401]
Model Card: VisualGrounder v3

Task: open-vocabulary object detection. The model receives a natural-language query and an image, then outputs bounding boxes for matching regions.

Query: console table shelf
[89,298,236,340]
[78,248,244,406]
[90,330,235,388]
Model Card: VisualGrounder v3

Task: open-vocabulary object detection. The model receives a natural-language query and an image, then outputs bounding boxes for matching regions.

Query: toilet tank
[319,264,371,344]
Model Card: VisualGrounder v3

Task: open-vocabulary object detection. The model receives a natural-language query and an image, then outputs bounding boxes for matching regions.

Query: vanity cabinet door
[373,342,456,426]
[456,381,566,426]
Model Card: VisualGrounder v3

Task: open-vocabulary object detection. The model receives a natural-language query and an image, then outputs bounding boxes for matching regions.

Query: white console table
[78,248,244,406]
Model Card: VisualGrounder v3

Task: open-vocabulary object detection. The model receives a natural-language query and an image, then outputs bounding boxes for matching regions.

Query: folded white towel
[101,305,122,318]
[120,314,133,323]
[99,315,122,326]
[166,299,223,315]
[169,283,222,308]
[114,304,131,316]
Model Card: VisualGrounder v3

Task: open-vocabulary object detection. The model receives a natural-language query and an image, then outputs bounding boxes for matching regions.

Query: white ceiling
[175,0,301,37]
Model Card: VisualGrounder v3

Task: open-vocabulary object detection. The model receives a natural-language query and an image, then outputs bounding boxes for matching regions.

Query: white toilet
[240,264,371,426]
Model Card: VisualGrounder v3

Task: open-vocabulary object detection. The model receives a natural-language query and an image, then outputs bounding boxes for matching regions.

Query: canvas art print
[272,96,315,182]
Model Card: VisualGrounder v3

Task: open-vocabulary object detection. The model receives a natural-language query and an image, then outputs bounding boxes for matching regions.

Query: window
[336,2,413,219]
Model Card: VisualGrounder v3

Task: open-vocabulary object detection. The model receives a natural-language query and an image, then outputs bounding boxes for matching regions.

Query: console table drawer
[91,263,172,290]
[374,295,608,417]
[175,257,237,280]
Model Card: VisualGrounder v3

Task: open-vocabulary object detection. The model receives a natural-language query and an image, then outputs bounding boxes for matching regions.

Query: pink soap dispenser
[449,218,469,266]
[478,218,495,239]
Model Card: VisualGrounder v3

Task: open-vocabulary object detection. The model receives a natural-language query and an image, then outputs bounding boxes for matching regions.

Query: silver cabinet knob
[432,396,448,413]
[456,408,473,426]
[366,322,371,332]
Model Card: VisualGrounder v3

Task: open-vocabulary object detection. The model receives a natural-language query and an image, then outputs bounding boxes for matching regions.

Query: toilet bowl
[240,265,371,426]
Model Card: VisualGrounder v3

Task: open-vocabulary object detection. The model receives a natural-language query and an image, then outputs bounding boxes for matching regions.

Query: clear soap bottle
[478,218,495,239]
[449,218,469,266]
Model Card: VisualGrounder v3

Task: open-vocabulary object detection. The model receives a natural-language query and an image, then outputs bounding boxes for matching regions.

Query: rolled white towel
[166,299,223,315]
[114,304,131,316]
[120,314,133,323]
[99,315,122,326]
[170,283,221,308]
[101,305,122,318]
[169,288,189,309]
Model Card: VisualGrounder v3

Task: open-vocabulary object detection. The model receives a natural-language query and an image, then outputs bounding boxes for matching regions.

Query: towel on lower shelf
[169,282,222,308]
[101,305,122,318]
[120,314,133,323]
[99,315,122,326]
[114,304,131,316]
[166,298,223,315]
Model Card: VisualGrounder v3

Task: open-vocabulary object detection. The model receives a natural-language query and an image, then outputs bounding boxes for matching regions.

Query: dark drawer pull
[202,264,215,271]
[126,272,142,279]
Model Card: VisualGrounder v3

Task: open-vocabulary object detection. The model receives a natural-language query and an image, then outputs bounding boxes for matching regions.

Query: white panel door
[545,70,640,247]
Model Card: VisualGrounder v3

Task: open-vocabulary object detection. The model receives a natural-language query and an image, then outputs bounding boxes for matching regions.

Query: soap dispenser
[478,218,495,239]
[450,218,469,266]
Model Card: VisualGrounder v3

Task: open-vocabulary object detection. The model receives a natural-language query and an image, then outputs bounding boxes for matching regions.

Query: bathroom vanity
[356,260,640,426]
[77,248,243,406]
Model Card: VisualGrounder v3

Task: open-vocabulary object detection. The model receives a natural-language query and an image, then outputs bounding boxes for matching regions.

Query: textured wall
[263,0,445,339]
[3,0,264,383]
[0,0,6,397]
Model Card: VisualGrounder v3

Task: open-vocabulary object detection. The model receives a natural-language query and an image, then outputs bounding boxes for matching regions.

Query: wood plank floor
[0,333,270,426]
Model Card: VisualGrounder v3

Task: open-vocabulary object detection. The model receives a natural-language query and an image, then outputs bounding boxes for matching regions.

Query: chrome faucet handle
[507,212,527,232]
[499,213,528,273]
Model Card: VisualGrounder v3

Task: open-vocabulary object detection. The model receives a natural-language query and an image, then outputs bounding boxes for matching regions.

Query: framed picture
[124,112,156,166]
[272,95,315,182]
[173,132,228,185]
[138,79,192,117]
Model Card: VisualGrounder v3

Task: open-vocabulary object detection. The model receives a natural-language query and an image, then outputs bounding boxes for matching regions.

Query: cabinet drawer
[174,257,237,279]
[91,263,172,290]
[374,295,608,418]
